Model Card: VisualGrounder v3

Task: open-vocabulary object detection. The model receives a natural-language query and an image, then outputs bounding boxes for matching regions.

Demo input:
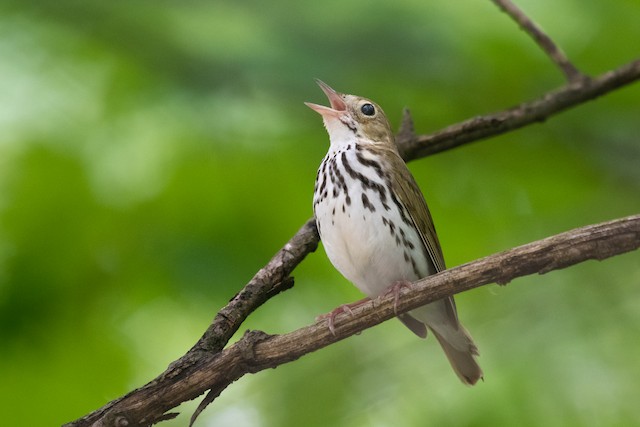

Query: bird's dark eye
[361,103,375,116]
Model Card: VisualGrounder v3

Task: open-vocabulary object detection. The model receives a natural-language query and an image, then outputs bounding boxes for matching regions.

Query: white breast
[313,146,430,297]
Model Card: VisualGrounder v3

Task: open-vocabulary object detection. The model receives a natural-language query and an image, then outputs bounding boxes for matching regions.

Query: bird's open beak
[305,80,347,117]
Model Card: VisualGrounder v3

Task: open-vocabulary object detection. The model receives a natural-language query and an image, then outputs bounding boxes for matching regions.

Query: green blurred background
[1,0,639,426]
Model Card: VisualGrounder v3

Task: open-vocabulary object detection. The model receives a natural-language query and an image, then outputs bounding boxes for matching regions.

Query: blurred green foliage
[0,0,639,426]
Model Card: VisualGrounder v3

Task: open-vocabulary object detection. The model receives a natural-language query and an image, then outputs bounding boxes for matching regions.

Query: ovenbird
[305,80,482,385]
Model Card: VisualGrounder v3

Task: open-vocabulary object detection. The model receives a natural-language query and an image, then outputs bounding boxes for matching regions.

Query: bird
[305,80,483,385]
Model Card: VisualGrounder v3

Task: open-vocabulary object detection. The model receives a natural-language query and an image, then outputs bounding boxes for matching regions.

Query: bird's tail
[406,299,483,385]
[430,324,483,385]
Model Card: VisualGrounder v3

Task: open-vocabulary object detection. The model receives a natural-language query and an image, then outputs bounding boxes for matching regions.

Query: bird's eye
[361,103,375,116]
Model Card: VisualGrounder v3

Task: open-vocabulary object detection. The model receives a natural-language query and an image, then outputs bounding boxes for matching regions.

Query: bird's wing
[385,148,459,325]
[386,151,445,272]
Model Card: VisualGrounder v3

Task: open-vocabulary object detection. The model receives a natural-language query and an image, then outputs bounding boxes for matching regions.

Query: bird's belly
[315,192,430,298]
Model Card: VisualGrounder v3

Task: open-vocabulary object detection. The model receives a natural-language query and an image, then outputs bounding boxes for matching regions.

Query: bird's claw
[383,280,413,315]
[316,298,371,336]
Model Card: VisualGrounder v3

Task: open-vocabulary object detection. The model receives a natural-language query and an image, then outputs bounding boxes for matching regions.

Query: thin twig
[491,0,584,81]
[65,214,640,426]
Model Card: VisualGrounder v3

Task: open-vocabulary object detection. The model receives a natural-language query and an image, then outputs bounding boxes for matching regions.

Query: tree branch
[65,5,640,425]
[397,58,640,161]
[185,219,318,356]
[64,219,319,427]
[491,0,584,81]
[66,214,640,426]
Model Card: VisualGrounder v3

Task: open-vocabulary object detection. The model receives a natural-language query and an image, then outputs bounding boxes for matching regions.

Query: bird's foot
[383,280,413,315]
[316,297,371,336]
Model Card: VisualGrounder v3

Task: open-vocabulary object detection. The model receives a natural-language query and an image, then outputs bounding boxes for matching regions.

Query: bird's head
[305,80,393,148]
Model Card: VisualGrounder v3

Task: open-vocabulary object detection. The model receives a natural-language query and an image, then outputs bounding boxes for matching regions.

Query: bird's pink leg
[382,280,413,315]
[316,297,371,336]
